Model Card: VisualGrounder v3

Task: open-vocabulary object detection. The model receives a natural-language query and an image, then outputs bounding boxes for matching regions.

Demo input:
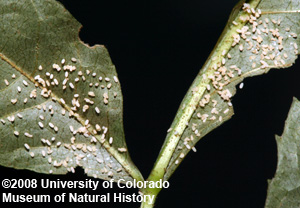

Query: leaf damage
[160,0,300,181]
[0,0,143,182]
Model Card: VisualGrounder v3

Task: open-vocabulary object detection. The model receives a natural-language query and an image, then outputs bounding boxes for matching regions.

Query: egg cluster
[0,56,130,181]
[168,3,299,170]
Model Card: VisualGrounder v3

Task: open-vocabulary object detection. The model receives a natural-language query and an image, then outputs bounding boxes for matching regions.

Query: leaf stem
[140,193,157,208]
[140,0,261,206]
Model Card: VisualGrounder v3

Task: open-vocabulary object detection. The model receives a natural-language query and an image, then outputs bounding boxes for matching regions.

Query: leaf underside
[0,0,143,182]
[265,97,300,208]
[164,0,300,180]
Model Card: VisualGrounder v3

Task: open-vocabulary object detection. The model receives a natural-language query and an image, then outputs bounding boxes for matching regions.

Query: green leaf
[0,0,143,182]
[265,97,300,207]
[146,0,300,184]
[162,0,300,180]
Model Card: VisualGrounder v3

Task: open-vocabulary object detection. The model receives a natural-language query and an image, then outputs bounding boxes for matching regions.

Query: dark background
[1,0,300,207]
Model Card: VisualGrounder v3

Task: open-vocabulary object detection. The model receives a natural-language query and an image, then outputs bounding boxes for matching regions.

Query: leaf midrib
[1,0,143,181]
[0,50,143,182]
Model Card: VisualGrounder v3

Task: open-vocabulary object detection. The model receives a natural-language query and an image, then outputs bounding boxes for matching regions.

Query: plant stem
[140,202,154,208]
[140,0,261,207]
[140,194,157,208]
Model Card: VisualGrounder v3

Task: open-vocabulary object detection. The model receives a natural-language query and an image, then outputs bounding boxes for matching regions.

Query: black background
[1,0,300,207]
